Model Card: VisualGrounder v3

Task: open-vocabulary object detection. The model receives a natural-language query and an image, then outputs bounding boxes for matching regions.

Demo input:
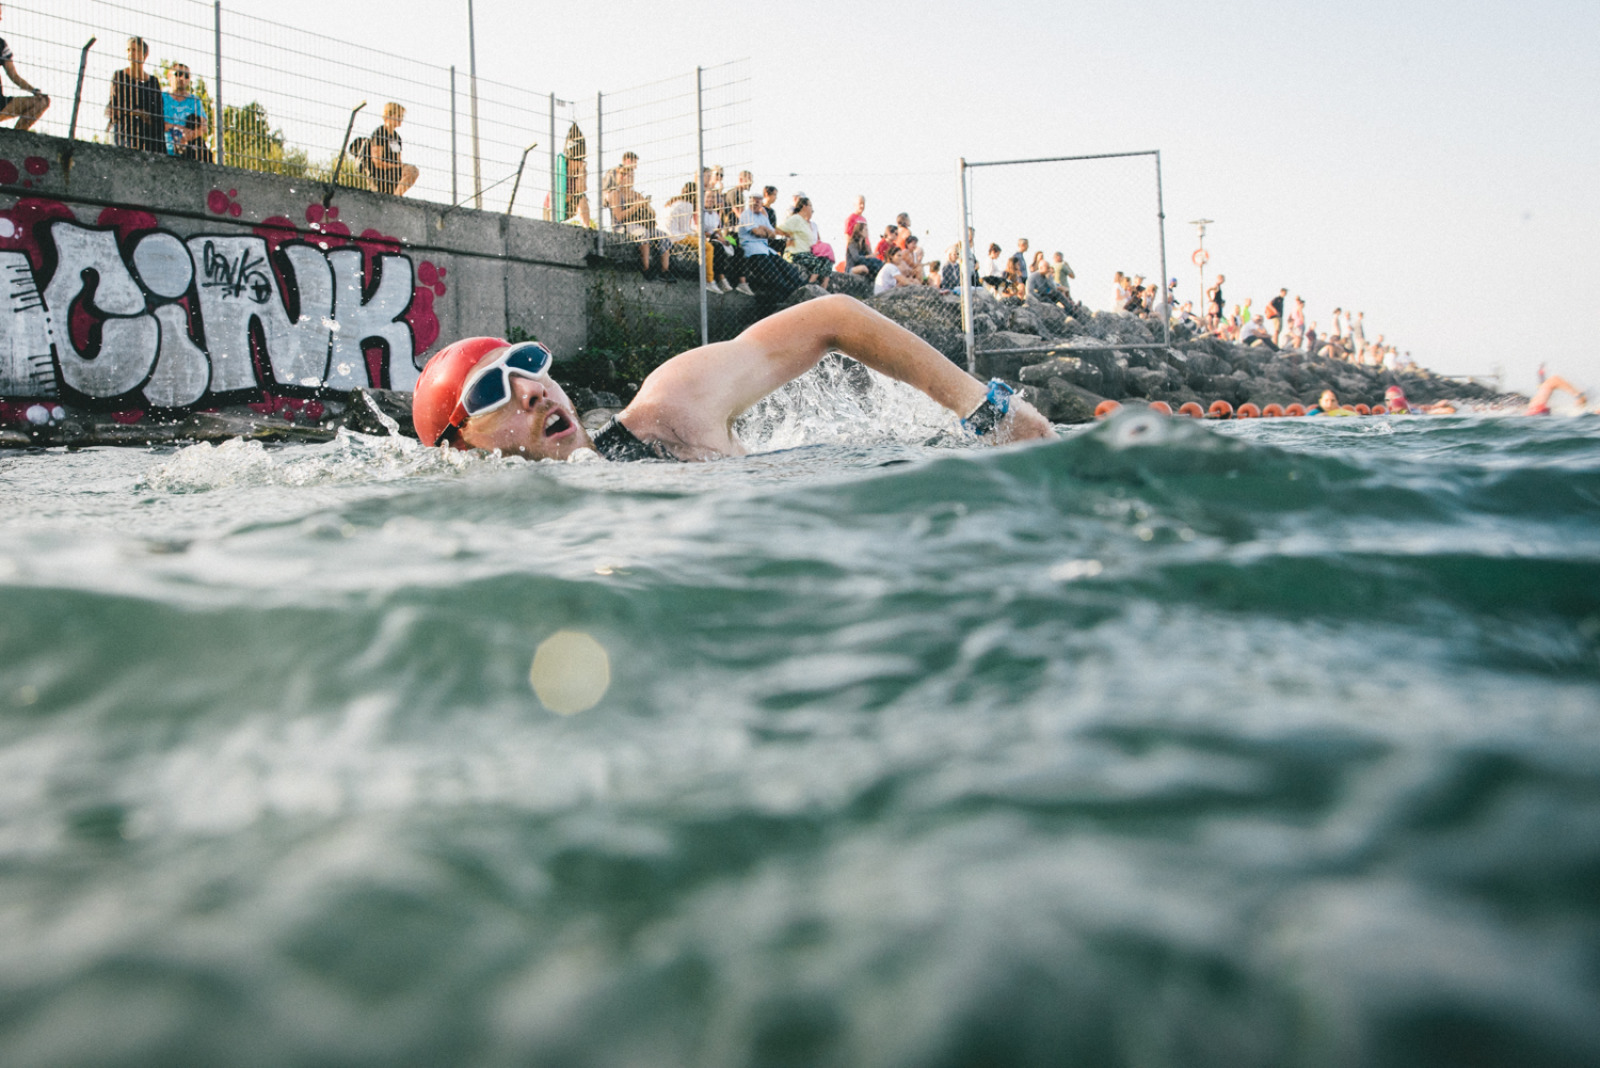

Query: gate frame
[958,150,1170,374]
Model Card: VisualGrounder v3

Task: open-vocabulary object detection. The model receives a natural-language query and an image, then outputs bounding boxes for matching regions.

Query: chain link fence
[956,151,1172,376]
[2,1,748,231]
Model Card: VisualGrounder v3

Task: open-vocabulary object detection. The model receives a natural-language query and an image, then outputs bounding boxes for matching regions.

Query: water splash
[735,354,962,452]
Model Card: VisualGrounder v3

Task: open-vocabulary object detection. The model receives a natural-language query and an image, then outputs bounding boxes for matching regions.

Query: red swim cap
[412,336,508,447]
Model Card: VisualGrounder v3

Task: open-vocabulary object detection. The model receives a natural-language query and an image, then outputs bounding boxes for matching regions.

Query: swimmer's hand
[990,396,1053,444]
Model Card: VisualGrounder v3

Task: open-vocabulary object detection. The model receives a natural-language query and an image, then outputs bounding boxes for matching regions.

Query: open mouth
[543,410,572,437]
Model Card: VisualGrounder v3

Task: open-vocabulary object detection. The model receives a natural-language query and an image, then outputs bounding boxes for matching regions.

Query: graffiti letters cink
[0,197,429,409]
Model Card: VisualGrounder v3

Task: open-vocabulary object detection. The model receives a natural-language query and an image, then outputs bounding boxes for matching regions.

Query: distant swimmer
[1525,374,1587,416]
[412,295,1054,461]
[1308,389,1358,417]
[1384,385,1455,415]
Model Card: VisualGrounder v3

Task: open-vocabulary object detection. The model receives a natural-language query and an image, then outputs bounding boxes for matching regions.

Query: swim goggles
[458,341,554,419]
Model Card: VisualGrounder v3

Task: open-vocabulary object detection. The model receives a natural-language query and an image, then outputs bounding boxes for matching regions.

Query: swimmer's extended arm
[620,294,1053,451]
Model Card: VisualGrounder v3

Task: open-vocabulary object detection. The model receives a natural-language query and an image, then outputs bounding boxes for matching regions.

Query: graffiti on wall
[0,184,448,412]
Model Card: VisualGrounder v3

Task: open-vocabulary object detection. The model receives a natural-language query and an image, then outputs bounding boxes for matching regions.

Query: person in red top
[844,195,867,239]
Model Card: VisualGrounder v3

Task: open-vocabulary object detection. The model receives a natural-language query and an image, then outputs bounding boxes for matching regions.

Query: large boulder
[1021,378,1104,424]
[1020,356,1104,395]
[975,331,1049,380]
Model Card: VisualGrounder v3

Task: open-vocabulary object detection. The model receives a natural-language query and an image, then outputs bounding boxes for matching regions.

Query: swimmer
[1307,389,1358,417]
[412,294,1054,461]
[1525,374,1587,416]
[1384,385,1455,415]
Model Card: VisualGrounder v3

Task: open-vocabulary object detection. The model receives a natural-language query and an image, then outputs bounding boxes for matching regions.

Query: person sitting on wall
[368,103,419,196]
[736,190,803,297]
[410,295,1054,462]
[844,220,882,278]
[603,150,673,279]
[874,247,918,296]
[107,37,164,152]
[663,181,734,291]
[162,62,210,162]
[777,195,833,289]
[0,9,49,132]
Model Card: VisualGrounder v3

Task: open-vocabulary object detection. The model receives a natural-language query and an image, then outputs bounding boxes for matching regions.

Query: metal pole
[594,91,604,256]
[326,101,367,206]
[1155,150,1170,346]
[467,0,482,209]
[68,37,96,142]
[450,66,458,207]
[695,67,707,347]
[957,157,976,375]
[213,2,223,166]
[548,92,556,221]
[506,143,537,216]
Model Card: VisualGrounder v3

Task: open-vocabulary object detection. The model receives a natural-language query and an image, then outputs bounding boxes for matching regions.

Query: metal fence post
[450,66,458,207]
[695,67,707,347]
[594,91,603,256]
[1156,150,1170,346]
[548,92,556,221]
[467,0,482,209]
[213,1,224,167]
[957,157,976,375]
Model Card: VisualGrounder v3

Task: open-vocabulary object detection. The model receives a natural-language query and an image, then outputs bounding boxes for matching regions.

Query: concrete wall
[0,127,593,411]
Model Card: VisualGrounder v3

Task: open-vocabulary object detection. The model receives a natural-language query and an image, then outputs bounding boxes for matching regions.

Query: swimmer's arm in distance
[618,294,1054,454]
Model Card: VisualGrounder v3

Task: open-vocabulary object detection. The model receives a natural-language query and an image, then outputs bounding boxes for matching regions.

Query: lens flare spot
[530,631,611,716]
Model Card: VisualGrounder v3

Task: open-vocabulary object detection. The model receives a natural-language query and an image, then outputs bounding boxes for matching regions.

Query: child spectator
[367,103,419,196]
[162,63,210,161]
[107,37,164,152]
[875,225,898,263]
[874,247,917,295]
[0,12,49,131]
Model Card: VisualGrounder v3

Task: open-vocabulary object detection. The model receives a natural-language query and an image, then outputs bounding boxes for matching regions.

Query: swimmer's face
[1320,391,1338,409]
[457,347,591,460]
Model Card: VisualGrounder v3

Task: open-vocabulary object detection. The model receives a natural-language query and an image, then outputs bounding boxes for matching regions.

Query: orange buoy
[1261,403,1284,418]
[1285,403,1307,416]
[1236,403,1261,419]
[1094,400,1122,419]
[1177,402,1204,418]
[1147,400,1173,416]
[1354,403,1371,415]
[1207,400,1234,419]
[1371,403,1387,415]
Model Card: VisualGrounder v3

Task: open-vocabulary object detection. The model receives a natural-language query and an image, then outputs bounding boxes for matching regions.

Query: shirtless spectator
[0,9,48,131]
[604,150,672,278]
[1207,275,1225,332]
[368,103,419,196]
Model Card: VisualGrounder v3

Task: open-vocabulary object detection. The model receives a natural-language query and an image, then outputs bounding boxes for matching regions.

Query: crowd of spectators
[1184,274,1404,368]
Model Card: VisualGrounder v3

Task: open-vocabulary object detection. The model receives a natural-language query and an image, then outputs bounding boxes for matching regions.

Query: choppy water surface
[2,367,1598,1068]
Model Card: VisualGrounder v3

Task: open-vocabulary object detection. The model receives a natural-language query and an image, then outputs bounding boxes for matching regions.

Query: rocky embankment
[812,282,1513,422]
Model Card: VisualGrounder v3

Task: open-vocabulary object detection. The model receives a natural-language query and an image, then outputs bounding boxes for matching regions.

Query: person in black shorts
[0,7,49,131]
[1207,274,1225,333]
[366,103,419,196]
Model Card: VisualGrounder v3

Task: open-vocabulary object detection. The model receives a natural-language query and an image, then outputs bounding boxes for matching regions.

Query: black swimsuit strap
[590,417,679,462]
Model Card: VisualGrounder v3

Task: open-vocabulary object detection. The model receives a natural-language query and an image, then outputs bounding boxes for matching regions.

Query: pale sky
[21,0,1600,394]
